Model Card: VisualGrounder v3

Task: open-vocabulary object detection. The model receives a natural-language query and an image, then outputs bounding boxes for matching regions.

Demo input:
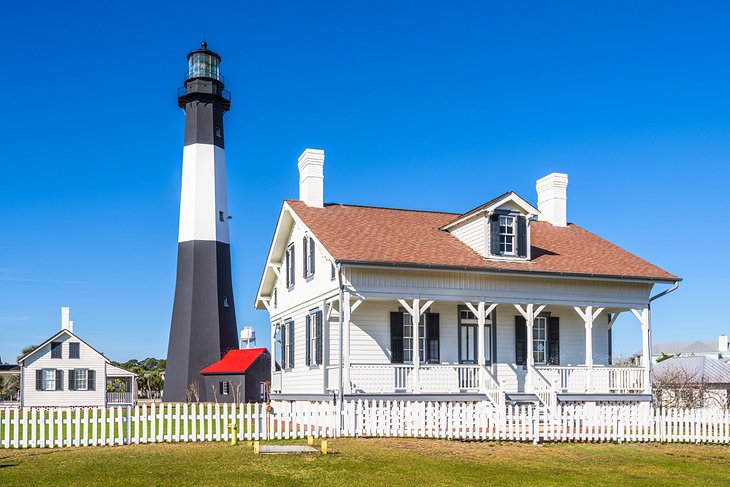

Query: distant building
[652,355,730,410]
[200,348,271,403]
[18,307,137,407]
[649,335,729,362]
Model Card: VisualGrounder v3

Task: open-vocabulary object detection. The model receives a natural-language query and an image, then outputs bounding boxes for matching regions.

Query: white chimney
[719,335,729,353]
[61,307,73,333]
[298,148,324,208]
[536,173,568,227]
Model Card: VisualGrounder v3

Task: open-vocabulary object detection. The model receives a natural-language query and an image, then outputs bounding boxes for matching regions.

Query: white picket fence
[2,401,730,449]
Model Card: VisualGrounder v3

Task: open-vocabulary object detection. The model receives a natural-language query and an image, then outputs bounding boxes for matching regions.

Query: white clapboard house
[255,149,680,408]
[18,308,137,407]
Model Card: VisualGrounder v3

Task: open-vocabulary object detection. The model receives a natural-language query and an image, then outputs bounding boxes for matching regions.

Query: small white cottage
[18,308,136,407]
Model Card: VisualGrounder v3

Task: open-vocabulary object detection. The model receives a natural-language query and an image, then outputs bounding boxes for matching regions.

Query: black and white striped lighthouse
[164,42,238,403]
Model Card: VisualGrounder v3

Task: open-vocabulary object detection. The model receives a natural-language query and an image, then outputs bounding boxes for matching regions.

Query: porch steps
[506,393,540,405]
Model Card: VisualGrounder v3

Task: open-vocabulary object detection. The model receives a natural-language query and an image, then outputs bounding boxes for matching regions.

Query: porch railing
[271,372,282,393]
[350,364,482,394]
[106,392,134,405]
[536,366,645,394]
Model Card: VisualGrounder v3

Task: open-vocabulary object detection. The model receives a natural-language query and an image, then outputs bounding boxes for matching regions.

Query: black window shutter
[309,237,316,276]
[36,369,43,391]
[517,216,527,257]
[302,237,308,278]
[288,321,295,367]
[88,370,95,391]
[219,381,224,395]
[290,246,295,286]
[390,312,404,363]
[280,324,287,369]
[426,313,440,363]
[305,314,311,366]
[490,214,501,255]
[55,369,63,391]
[68,369,76,391]
[547,317,560,365]
[515,316,527,366]
[315,311,323,365]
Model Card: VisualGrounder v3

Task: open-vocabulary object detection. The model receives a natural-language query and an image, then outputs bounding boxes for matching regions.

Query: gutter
[337,262,345,426]
[337,259,681,284]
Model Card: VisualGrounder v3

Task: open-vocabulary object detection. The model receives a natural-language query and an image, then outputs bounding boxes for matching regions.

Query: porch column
[631,307,652,394]
[342,290,352,394]
[465,302,498,392]
[574,306,604,393]
[515,303,545,391]
[399,298,434,393]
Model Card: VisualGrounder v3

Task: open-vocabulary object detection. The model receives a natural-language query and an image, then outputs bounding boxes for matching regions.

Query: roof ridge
[286,200,459,216]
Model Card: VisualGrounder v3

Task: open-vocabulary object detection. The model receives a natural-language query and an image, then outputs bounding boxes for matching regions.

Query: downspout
[646,280,681,394]
[337,262,344,430]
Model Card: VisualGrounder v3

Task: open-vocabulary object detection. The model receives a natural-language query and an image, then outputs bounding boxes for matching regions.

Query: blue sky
[1,1,727,363]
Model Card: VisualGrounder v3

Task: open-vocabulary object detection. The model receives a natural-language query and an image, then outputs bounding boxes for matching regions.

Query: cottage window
[285,244,295,288]
[534,317,547,365]
[69,342,80,359]
[43,369,56,391]
[75,369,88,391]
[499,216,515,255]
[51,341,62,359]
[221,381,230,395]
[306,309,323,366]
[303,236,315,278]
[281,320,294,369]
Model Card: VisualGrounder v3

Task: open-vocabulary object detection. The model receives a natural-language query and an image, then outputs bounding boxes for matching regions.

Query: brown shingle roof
[287,200,678,281]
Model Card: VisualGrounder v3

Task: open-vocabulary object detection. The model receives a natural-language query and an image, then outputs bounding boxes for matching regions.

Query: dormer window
[499,216,516,255]
[490,213,528,258]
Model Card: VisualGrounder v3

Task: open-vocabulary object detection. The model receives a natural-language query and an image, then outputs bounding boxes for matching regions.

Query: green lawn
[1,438,729,486]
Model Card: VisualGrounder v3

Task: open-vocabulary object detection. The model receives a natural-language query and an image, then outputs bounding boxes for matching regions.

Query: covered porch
[337,294,653,406]
[106,365,137,406]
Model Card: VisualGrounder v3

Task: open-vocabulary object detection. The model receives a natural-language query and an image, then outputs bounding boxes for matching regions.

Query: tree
[656,353,674,363]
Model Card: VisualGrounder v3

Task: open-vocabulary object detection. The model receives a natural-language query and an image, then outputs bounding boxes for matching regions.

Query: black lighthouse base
[163,240,238,403]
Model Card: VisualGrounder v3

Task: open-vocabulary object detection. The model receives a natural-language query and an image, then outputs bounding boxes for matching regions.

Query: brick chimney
[298,149,324,208]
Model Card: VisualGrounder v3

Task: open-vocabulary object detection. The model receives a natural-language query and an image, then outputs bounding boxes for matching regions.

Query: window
[223,296,230,308]
[272,288,277,309]
[219,210,225,222]
[331,262,336,280]
[303,236,315,278]
[69,342,80,359]
[499,215,515,255]
[281,320,294,369]
[43,369,56,391]
[51,342,62,359]
[402,313,425,363]
[459,308,492,364]
[306,310,323,366]
[221,381,230,395]
[75,369,88,391]
[534,317,547,364]
[215,127,222,138]
[285,244,295,288]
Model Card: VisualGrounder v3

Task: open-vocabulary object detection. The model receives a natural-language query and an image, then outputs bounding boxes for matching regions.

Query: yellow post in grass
[307,436,314,446]
[321,440,328,455]
[253,441,260,454]
[229,424,238,446]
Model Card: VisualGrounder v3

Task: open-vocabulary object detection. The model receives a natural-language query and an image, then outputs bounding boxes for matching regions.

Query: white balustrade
[106,392,134,405]
[536,366,646,394]
[349,364,481,393]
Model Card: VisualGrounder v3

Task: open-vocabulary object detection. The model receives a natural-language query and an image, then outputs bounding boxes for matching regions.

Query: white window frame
[304,236,315,278]
[307,310,323,366]
[499,215,516,256]
[221,381,230,395]
[534,317,547,365]
[285,244,295,288]
[402,312,425,364]
[43,369,56,391]
[75,368,88,391]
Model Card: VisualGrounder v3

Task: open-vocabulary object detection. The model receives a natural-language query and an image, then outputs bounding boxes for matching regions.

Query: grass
[1,438,730,486]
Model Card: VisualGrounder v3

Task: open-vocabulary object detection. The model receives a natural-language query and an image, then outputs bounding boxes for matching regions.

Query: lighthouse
[164,42,239,403]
